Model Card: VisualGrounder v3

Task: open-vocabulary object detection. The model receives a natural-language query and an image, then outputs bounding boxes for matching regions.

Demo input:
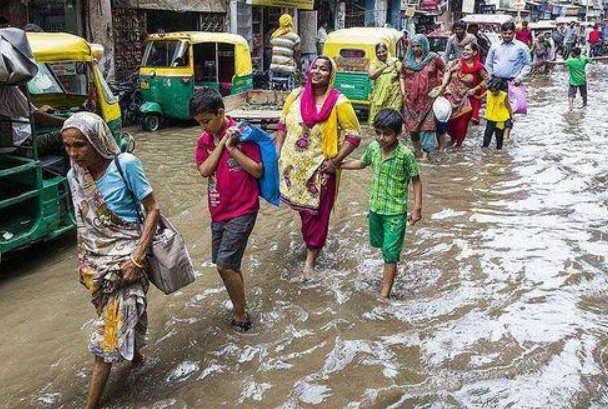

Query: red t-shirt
[589,30,601,44]
[195,117,262,222]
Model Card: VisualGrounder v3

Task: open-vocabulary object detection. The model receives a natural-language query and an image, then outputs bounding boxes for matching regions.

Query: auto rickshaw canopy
[323,27,403,60]
[460,14,515,26]
[146,31,252,77]
[26,32,102,63]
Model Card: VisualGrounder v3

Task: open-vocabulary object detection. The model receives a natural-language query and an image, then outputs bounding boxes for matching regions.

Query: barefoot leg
[303,248,321,278]
[380,263,398,299]
[218,267,248,322]
[85,356,112,409]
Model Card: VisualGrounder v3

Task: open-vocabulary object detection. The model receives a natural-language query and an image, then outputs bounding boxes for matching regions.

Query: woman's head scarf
[300,55,340,129]
[62,112,119,160]
[272,14,294,38]
[405,34,438,71]
[459,44,485,75]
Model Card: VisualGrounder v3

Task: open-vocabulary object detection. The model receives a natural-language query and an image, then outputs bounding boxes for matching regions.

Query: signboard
[114,0,226,12]
[419,0,438,11]
[247,0,314,10]
[480,4,496,14]
[48,62,77,77]
[462,0,476,14]
[405,6,416,17]
[512,0,525,11]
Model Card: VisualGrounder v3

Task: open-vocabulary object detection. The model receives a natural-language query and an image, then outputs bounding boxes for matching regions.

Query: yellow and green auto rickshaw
[27,33,126,144]
[0,31,127,259]
[138,32,253,131]
[323,27,404,108]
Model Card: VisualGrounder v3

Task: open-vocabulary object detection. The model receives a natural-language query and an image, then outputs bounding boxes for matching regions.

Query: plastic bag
[0,28,39,85]
[432,96,453,122]
[237,122,281,207]
[507,81,528,115]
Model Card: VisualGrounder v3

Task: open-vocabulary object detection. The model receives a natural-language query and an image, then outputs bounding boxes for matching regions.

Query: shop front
[1,0,83,34]
[111,0,228,80]
[244,0,315,71]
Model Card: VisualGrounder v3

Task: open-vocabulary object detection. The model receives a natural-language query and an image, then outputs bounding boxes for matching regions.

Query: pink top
[195,117,262,222]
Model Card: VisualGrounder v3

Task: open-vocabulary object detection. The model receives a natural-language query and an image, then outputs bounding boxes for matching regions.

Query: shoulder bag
[114,155,195,295]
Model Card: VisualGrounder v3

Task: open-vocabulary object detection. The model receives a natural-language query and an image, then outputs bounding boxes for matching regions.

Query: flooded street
[3,65,608,409]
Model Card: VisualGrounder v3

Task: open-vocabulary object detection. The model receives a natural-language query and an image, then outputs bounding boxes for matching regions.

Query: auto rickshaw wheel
[141,114,160,132]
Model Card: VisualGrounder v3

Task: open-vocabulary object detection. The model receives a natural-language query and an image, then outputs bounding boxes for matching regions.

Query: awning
[112,0,226,13]
[246,0,314,10]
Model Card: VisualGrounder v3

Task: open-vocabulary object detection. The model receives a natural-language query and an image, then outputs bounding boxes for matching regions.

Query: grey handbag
[114,155,195,294]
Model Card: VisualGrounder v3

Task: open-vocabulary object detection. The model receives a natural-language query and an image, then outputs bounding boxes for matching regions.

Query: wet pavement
[2,64,608,409]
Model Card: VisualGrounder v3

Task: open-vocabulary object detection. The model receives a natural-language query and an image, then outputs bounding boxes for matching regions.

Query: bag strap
[113,154,144,226]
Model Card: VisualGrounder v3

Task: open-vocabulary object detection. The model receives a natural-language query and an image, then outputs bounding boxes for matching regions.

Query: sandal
[231,313,253,332]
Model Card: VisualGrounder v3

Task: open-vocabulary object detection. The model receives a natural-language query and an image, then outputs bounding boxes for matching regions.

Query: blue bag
[237,121,280,207]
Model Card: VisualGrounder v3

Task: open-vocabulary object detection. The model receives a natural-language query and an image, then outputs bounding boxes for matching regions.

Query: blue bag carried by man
[237,121,280,207]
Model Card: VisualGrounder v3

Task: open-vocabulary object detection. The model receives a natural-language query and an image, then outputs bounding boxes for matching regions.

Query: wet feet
[231,313,253,332]
[302,263,315,282]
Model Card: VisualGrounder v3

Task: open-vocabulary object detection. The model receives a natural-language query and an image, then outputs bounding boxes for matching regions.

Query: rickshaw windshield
[27,62,89,96]
[429,38,448,53]
[143,40,188,67]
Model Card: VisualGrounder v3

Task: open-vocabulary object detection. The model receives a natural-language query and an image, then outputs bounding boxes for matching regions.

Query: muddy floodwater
[3,65,608,409]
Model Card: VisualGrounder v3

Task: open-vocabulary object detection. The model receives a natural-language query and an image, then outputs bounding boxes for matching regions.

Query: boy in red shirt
[193,87,263,332]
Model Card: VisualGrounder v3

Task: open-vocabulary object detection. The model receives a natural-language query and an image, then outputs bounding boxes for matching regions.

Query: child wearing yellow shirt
[483,78,513,150]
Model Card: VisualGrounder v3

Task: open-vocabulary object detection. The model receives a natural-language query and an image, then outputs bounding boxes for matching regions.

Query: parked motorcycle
[109,72,141,126]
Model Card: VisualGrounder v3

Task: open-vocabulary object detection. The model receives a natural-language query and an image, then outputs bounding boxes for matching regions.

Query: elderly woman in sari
[367,42,402,125]
[275,56,361,278]
[400,34,446,158]
[435,43,489,148]
[62,112,160,409]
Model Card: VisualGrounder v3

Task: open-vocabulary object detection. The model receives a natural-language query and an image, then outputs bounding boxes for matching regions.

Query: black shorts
[568,84,587,99]
[211,213,257,271]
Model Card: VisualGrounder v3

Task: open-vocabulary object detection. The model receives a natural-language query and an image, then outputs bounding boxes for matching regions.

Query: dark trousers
[483,121,505,150]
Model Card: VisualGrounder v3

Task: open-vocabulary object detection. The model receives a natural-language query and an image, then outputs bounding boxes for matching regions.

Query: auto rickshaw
[530,20,557,39]
[427,30,451,57]
[0,30,127,259]
[138,32,253,131]
[323,28,403,108]
[460,14,515,46]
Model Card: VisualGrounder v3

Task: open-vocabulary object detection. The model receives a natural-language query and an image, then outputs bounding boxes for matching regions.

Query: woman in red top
[437,43,489,148]
[400,34,446,158]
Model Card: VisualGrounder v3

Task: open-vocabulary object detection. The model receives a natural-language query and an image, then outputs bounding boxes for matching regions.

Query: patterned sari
[64,113,148,363]
[368,56,402,125]
[401,35,446,134]
[444,58,489,146]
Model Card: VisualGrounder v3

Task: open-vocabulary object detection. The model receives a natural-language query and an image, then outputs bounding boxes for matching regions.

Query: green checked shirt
[361,141,420,215]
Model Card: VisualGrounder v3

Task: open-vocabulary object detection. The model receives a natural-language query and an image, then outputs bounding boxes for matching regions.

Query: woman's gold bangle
[130,254,145,269]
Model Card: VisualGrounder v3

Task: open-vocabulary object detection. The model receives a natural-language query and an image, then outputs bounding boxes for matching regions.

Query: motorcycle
[110,72,141,126]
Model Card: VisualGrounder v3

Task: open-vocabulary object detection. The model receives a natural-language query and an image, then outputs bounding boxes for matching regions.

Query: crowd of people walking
[59,13,608,409]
